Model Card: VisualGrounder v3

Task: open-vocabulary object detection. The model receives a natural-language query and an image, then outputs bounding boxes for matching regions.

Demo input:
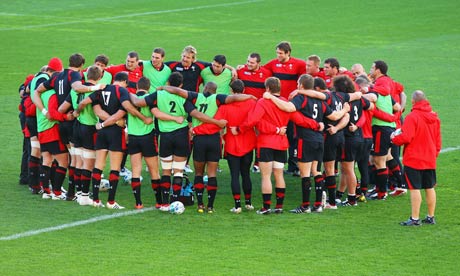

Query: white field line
[0,207,156,241]
[0,0,263,31]
[1,145,459,241]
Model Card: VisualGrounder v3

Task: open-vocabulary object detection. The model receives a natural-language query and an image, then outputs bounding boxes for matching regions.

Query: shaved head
[412,90,426,103]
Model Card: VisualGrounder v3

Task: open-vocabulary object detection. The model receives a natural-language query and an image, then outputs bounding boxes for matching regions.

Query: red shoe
[390,188,407,196]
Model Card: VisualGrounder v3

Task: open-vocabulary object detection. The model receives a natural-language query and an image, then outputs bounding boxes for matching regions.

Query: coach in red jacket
[392,90,441,226]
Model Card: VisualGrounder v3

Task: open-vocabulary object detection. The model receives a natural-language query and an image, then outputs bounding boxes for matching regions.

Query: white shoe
[75,191,82,202]
[325,203,338,210]
[106,201,125,209]
[230,207,242,214]
[61,186,68,194]
[159,204,170,212]
[184,165,193,173]
[42,193,52,199]
[92,200,105,208]
[51,193,66,200]
[245,204,255,211]
[78,196,93,206]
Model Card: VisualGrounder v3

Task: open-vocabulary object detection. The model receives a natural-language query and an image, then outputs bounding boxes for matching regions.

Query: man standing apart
[392,90,441,226]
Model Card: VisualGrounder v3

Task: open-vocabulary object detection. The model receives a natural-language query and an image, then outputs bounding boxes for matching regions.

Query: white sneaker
[51,193,66,200]
[75,191,82,202]
[325,203,338,210]
[184,165,193,173]
[159,204,170,212]
[230,207,242,214]
[78,196,93,206]
[42,193,52,199]
[245,204,255,211]
[252,165,260,173]
[106,201,125,209]
[92,200,105,208]
[61,186,68,194]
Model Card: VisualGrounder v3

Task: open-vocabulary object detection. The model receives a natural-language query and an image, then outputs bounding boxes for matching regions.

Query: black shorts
[59,120,74,145]
[342,138,363,162]
[159,127,189,158]
[323,134,344,162]
[193,133,221,162]
[371,125,394,156]
[80,123,97,150]
[40,140,68,155]
[257,148,287,163]
[404,166,436,190]
[72,120,82,148]
[128,131,158,157]
[297,139,323,163]
[26,117,38,137]
[95,125,126,152]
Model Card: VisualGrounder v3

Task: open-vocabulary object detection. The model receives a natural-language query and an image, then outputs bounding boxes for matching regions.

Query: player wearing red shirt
[105,51,143,94]
[306,55,326,80]
[392,91,441,226]
[237,53,272,99]
[240,77,321,215]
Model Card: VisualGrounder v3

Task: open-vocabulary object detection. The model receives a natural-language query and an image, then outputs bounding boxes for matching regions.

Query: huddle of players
[19,41,406,214]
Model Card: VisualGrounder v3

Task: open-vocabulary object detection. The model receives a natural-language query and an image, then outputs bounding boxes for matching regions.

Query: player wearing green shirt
[141,48,171,92]
[200,55,233,95]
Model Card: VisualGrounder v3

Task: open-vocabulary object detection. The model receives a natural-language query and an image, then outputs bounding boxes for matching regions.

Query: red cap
[47,57,63,72]
[23,74,34,87]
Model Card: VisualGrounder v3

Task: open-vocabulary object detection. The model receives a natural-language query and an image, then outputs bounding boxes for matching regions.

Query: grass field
[1,0,460,275]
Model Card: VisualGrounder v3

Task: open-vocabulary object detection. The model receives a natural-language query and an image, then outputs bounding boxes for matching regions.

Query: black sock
[207,177,217,208]
[275,187,285,209]
[325,176,336,205]
[301,177,311,208]
[233,193,241,208]
[131,177,142,205]
[81,169,91,194]
[53,166,67,195]
[92,168,103,201]
[348,194,356,204]
[40,165,51,194]
[28,156,41,189]
[151,179,161,205]
[262,193,271,210]
[107,170,120,203]
[160,175,171,204]
[314,175,324,206]
[73,168,81,194]
[68,166,75,196]
[171,176,182,201]
[376,168,388,198]
[194,176,205,205]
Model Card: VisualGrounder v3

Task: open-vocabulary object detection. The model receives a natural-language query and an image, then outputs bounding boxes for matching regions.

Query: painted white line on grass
[0,207,155,241]
[440,146,460,153]
[0,0,263,31]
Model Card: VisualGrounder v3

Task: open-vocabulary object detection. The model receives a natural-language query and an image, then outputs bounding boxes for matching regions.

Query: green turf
[1,0,460,275]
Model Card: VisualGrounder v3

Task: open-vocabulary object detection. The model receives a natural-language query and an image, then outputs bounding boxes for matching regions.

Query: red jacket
[194,99,257,157]
[392,100,441,169]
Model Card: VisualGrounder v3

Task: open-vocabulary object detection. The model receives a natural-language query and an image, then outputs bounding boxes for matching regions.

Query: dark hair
[213,54,226,66]
[127,51,139,60]
[355,75,370,86]
[276,41,291,54]
[168,72,183,87]
[87,65,102,81]
[69,53,85,68]
[333,75,355,94]
[230,79,244,93]
[249,53,261,63]
[374,60,388,75]
[203,82,217,94]
[298,74,314,90]
[265,77,281,93]
[324,57,340,70]
[114,72,129,83]
[137,76,150,91]
[94,54,109,66]
[153,48,165,57]
[314,77,327,90]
